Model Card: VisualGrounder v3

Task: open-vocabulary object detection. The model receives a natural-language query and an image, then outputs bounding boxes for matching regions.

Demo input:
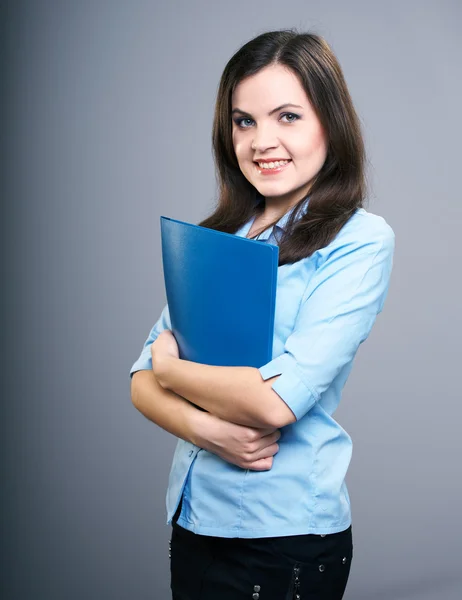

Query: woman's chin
[253,183,295,199]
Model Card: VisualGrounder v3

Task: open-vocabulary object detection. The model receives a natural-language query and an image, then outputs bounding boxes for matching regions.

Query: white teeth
[257,160,290,169]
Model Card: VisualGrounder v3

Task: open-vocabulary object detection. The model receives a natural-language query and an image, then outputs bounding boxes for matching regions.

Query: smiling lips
[254,158,292,174]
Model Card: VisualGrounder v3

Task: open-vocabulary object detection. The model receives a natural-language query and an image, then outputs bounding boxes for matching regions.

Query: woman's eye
[281,112,300,123]
[234,117,254,128]
[234,113,300,128]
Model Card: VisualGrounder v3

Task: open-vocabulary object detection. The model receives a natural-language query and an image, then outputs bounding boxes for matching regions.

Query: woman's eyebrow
[231,103,304,117]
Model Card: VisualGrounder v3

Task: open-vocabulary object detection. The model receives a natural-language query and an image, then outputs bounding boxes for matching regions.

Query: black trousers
[169,499,353,600]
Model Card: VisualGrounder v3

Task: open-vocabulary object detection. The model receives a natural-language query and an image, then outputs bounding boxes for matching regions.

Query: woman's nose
[251,125,279,152]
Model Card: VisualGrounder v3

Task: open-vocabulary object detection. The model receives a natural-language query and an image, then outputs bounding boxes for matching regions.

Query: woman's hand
[151,330,179,373]
[195,412,281,471]
[150,332,281,470]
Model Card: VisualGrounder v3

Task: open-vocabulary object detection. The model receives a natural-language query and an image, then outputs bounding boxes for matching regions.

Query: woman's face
[231,63,328,209]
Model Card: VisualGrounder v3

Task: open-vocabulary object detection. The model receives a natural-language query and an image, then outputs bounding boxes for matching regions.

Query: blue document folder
[160,216,279,369]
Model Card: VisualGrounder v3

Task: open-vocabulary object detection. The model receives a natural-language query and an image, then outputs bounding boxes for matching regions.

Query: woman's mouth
[254,159,292,175]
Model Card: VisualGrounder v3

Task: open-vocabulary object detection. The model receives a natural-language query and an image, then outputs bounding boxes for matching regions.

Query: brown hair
[198,28,367,266]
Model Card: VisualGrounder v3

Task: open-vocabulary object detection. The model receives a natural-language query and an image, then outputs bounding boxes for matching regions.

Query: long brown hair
[198,29,367,266]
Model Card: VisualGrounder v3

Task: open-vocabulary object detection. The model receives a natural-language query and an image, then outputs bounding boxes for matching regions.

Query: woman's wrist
[153,354,176,389]
[188,406,218,449]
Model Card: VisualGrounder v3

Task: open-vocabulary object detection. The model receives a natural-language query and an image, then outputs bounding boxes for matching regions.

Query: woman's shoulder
[334,206,394,251]
[353,207,395,240]
[308,206,395,267]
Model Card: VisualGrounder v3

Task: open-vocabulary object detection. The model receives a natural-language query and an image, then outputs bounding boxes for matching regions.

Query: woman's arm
[130,369,281,470]
[153,354,294,429]
[153,230,395,427]
[131,369,205,445]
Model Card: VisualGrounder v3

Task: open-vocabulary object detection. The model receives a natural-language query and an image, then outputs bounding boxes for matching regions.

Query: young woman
[130,29,395,600]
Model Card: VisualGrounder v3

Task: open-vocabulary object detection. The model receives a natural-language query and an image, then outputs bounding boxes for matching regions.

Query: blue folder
[160,216,279,369]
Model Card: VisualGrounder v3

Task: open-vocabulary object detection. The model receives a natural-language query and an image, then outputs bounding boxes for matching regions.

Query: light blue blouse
[130,199,395,537]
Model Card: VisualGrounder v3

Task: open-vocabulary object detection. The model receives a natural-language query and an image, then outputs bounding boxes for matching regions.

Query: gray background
[2,1,461,598]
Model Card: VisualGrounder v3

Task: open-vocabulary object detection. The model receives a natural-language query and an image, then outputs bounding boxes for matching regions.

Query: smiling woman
[231,70,328,213]
[129,28,395,600]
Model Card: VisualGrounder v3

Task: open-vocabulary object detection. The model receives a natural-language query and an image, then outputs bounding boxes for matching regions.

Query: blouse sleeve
[129,302,171,378]
[258,227,395,421]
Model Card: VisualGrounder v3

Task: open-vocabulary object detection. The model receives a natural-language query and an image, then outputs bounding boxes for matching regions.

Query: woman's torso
[164,200,393,538]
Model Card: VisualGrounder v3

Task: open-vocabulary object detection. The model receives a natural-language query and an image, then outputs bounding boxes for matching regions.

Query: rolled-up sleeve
[129,302,171,378]
[258,228,395,421]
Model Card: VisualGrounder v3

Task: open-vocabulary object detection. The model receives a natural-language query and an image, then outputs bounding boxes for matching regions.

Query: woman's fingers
[257,429,281,450]
[247,442,280,464]
[247,455,275,471]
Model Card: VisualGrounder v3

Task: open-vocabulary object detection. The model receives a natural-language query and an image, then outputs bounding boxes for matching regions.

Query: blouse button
[253,585,261,592]
[342,556,347,564]
[252,594,260,600]
[319,564,325,572]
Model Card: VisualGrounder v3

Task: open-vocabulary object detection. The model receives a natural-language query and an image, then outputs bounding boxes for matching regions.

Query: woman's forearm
[154,355,295,428]
[130,369,210,446]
